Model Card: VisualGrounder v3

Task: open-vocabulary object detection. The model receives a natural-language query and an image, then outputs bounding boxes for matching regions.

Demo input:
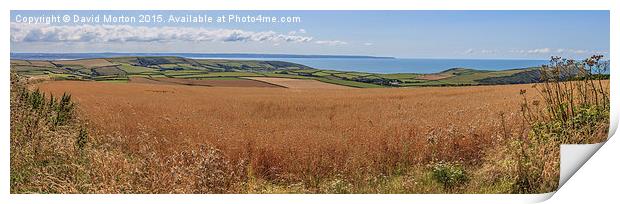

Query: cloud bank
[11,23,317,44]
[314,40,348,46]
[465,48,608,56]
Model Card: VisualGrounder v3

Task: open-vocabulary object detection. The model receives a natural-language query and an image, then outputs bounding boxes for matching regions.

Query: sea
[11,53,550,74]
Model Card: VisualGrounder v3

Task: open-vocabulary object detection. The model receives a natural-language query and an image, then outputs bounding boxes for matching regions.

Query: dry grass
[33,80,540,193]
[470,56,610,193]
[10,74,87,193]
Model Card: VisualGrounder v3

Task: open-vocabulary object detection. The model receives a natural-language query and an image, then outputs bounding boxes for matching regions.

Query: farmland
[10,56,546,88]
[129,77,283,88]
[243,77,353,89]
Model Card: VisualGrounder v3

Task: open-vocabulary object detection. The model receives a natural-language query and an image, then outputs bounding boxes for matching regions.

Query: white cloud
[527,48,551,54]
[464,48,496,54]
[480,49,497,54]
[314,40,348,46]
[567,49,587,54]
[509,49,523,54]
[509,48,551,54]
[11,23,314,43]
[363,42,373,46]
[287,28,307,35]
[563,49,608,55]
[593,50,609,54]
[509,48,607,55]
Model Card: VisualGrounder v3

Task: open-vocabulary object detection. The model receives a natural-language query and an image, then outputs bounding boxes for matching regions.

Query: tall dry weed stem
[480,55,610,193]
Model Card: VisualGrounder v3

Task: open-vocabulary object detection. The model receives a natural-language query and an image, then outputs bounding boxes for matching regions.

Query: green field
[119,64,155,73]
[10,56,545,88]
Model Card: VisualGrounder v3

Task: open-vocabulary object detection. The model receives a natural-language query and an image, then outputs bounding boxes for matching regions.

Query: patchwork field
[10,56,550,88]
[129,77,282,88]
[53,59,118,68]
[243,77,353,89]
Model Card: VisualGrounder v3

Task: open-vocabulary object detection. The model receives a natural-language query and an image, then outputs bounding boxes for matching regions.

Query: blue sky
[10,10,609,59]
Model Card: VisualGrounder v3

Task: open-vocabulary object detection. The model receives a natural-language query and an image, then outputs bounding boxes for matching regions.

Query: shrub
[431,161,468,191]
[75,127,88,152]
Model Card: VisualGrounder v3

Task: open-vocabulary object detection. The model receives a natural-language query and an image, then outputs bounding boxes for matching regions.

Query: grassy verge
[469,55,609,193]
[10,73,90,193]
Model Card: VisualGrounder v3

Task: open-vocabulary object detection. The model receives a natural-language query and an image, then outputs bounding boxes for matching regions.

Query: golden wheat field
[36,81,537,179]
[17,76,609,194]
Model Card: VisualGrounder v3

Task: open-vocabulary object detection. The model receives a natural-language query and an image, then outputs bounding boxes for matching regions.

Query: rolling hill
[10,56,546,88]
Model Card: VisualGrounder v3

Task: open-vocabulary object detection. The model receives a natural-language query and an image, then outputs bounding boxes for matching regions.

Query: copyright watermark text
[14,13,302,25]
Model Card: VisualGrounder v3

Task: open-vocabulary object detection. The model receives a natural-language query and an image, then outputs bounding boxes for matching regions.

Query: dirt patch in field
[129,77,282,88]
[243,77,353,89]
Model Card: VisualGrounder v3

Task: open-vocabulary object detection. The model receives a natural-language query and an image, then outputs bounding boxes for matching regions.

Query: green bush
[431,162,468,191]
